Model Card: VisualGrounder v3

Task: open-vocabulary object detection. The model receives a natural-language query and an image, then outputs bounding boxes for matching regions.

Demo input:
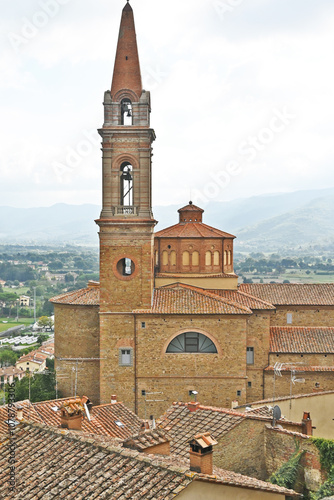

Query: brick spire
[111,2,143,100]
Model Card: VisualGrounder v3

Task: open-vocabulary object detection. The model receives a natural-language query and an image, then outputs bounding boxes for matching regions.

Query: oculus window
[166,332,217,353]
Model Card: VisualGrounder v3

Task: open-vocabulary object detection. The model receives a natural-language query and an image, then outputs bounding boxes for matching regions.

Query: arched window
[155,251,159,266]
[205,251,212,266]
[224,250,228,266]
[120,162,133,207]
[121,98,132,125]
[213,251,220,266]
[170,251,176,266]
[162,250,168,266]
[166,332,217,353]
[228,251,232,265]
[192,251,199,266]
[182,251,190,266]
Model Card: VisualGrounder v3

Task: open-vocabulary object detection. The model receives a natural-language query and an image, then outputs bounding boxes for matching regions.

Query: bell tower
[96,1,156,313]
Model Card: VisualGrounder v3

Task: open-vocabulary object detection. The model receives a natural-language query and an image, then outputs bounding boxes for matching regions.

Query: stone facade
[51,2,334,418]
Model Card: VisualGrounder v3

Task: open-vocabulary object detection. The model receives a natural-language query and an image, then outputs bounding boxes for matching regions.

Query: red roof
[50,285,100,306]
[134,284,252,315]
[210,289,276,311]
[240,283,334,306]
[155,221,235,239]
[270,326,334,353]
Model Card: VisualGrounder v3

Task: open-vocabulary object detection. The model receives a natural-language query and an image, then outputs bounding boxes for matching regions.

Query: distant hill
[0,187,333,252]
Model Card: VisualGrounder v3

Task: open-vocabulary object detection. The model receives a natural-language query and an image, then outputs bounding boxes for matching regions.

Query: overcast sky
[1,0,334,208]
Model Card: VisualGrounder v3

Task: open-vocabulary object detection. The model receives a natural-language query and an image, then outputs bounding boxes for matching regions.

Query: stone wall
[54,303,100,404]
[271,306,334,327]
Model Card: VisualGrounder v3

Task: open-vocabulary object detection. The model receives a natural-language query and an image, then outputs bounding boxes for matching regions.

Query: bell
[127,110,132,117]
[123,171,132,181]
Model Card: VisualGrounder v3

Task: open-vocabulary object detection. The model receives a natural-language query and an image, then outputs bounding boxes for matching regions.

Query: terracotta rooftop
[210,289,276,310]
[240,283,334,306]
[50,284,100,305]
[244,405,274,418]
[0,421,300,498]
[178,202,204,213]
[157,402,244,458]
[198,468,301,497]
[0,422,192,499]
[155,221,236,239]
[123,428,170,451]
[134,284,252,315]
[0,398,142,439]
[270,326,334,353]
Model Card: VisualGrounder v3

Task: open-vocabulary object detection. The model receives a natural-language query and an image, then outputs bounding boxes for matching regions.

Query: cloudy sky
[1,0,334,208]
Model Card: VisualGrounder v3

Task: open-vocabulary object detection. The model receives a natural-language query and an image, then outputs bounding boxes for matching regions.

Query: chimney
[60,398,84,431]
[302,412,313,436]
[189,432,218,475]
[140,420,150,431]
[16,405,24,421]
[187,402,200,412]
[111,395,117,404]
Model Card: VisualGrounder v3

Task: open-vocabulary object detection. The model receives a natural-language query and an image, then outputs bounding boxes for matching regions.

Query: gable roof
[50,281,100,305]
[157,403,244,458]
[210,289,276,311]
[155,221,236,239]
[270,326,334,353]
[0,398,142,439]
[240,283,334,306]
[0,422,300,498]
[134,284,252,315]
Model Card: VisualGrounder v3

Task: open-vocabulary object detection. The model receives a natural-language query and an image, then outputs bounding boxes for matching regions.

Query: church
[51,2,334,418]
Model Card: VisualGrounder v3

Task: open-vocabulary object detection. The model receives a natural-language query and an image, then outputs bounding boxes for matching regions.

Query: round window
[116,258,135,277]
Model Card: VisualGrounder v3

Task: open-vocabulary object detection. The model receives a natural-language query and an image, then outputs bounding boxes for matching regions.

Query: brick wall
[271,306,334,327]
[264,369,334,400]
[54,303,100,404]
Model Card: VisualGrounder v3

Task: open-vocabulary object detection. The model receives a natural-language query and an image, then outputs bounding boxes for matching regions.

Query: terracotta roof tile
[0,398,142,439]
[155,222,236,239]
[0,423,193,499]
[240,283,334,306]
[157,403,244,458]
[0,421,300,498]
[50,285,100,305]
[270,326,334,353]
[210,289,276,310]
[134,284,252,315]
[199,468,301,497]
[123,429,170,451]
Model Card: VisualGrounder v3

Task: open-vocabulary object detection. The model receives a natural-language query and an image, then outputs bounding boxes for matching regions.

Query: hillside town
[1,2,334,499]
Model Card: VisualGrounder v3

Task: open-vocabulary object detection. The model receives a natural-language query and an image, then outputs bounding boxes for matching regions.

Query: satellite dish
[83,403,91,422]
[272,405,281,426]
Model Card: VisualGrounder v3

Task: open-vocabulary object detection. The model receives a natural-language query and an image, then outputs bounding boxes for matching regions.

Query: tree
[0,348,18,367]
[37,316,54,329]
[65,273,75,283]
[5,371,56,403]
[37,334,49,345]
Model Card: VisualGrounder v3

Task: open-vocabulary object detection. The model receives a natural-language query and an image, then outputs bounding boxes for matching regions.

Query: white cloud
[0,0,334,207]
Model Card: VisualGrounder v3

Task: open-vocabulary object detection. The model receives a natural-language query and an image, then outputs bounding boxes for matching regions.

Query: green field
[0,317,34,334]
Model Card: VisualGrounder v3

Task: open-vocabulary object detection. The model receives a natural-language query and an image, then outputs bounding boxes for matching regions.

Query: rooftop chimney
[189,432,218,475]
[187,402,200,412]
[16,404,24,421]
[111,395,117,404]
[302,412,313,436]
[60,398,84,431]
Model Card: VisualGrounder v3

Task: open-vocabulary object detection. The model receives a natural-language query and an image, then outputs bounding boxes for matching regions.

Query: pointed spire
[111,2,143,100]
